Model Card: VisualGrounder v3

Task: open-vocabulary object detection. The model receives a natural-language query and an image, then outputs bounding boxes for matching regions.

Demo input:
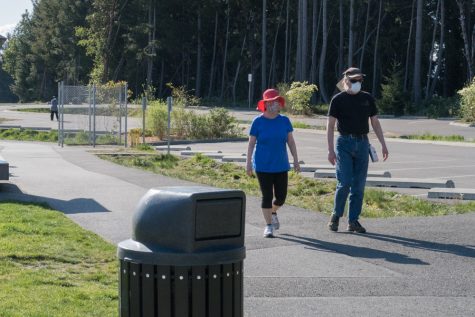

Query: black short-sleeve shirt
[328,91,378,135]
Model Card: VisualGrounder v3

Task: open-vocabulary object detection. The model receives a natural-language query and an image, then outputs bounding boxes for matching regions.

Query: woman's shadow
[278,232,475,265]
[278,233,431,265]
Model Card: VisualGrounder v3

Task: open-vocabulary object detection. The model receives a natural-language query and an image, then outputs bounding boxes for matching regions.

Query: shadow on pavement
[361,232,475,259]
[278,233,429,265]
[0,183,109,214]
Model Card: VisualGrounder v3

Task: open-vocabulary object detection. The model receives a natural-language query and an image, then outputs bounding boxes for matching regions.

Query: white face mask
[267,103,280,113]
[349,81,361,94]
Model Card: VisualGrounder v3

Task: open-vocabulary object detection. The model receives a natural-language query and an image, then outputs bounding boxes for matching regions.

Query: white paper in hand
[369,144,379,162]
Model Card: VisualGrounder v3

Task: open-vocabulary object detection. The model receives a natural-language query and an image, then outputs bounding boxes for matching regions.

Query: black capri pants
[256,171,288,209]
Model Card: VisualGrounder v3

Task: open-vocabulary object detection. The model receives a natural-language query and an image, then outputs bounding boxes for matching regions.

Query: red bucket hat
[257,88,286,112]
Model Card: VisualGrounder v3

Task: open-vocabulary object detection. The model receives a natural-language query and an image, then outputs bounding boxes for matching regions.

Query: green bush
[377,62,410,116]
[206,108,241,138]
[146,100,168,139]
[458,80,475,123]
[167,83,201,108]
[171,107,190,138]
[64,131,90,145]
[422,96,460,118]
[276,82,290,111]
[146,103,242,140]
[188,113,209,139]
[285,81,318,115]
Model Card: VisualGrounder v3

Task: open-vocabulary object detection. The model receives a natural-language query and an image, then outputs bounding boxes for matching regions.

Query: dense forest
[1,0,475,115]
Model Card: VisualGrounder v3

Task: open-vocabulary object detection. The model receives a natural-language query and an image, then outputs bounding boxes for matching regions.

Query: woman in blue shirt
[246,89,300,238]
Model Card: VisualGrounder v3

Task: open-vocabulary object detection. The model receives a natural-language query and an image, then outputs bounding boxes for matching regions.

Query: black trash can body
[118,186,246,317]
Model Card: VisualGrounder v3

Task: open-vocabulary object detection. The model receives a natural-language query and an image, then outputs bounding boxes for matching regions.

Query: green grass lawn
[13,107,141,117]
[0,128,121,145]
[100,153,475,218]
[0,202,117,317]
[398,133,474,143]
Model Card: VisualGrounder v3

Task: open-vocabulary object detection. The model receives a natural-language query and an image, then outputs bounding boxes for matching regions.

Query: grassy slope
[0,202,117,317]
[100,153,475,218]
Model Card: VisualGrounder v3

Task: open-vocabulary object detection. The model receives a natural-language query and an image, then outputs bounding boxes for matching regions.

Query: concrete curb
[179,150,222,156]
[366,177,455,189]
[151,137,248,146]
[315,170,391,179]
[155,145,191,151]
[428,187,475,200]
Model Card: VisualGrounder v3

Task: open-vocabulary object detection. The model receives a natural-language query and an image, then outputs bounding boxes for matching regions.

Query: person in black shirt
[326,67,388,233]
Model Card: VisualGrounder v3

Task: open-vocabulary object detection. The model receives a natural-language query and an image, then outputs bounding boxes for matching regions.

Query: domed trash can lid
[118,186,246,266]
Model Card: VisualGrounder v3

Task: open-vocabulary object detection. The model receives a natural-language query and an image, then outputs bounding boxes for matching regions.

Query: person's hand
[382,145,389,161]
[327,150,336,165]
[293,160,301,173]
[246,164,253,176]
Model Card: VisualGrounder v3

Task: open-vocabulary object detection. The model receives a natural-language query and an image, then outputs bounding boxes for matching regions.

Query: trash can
[118,186,246,317]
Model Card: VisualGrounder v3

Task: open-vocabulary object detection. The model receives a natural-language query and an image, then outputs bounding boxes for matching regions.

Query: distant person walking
[50,96,58,121]
[246,88,300,238]
[326,67,389,233]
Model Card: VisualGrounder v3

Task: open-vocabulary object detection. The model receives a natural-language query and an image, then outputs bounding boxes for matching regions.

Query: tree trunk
[295,0,302,81]
[456,0,474,81]
[404,0,416,92]
[159,59,164,96]
[284,0,290,82]
[429,0,445,97]
[413,0,423,105]
[319,0,329,103]
[338,0,344,75]
[181,49,185,84]
[359,0,371,70]
[146,0,155,89]
[220,3,230,100]
[195,7,202,97]
[310,0,320,84]
[288,21,293,81]
[268,0,286,86]
[262,0,267,91]
[372,0,383,96]
[302,0,308,80]
[207,12,218,98]
[425,0,440,99]
[232,35,247,105]
[348,0,355,68]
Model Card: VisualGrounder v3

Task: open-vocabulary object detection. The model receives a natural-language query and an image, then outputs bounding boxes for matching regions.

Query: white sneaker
[263,224,274,238]
[271,213,280,230]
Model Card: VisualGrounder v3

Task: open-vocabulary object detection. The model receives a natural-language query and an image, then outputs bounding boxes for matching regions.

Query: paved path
[1,140,474,316]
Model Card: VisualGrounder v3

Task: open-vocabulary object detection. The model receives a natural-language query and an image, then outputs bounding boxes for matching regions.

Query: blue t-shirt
[249,114,293,173]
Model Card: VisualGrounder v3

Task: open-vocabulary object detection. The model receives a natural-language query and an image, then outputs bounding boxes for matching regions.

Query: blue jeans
[333,135,369,222]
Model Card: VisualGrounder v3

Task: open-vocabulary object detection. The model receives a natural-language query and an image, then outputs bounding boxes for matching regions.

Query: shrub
[377,62,410,116]
[276,82,290,111]
[458,80,475,123]
[146,100,168,139]
[422,96,460,118]
[285,81,318,115]
[166,83,201,108]
[206,108,241,138]
[146,102,242,140]
[171,107,189,138]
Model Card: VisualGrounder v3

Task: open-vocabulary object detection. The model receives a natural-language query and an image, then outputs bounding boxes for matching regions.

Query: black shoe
[328,215,340,232]
[347,220,366,233]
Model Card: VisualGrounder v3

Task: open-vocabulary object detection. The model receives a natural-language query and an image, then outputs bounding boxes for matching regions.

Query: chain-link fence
[57,82,128,147]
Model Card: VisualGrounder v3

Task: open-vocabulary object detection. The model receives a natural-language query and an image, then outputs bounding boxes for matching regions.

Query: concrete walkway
[1,140,475,316]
